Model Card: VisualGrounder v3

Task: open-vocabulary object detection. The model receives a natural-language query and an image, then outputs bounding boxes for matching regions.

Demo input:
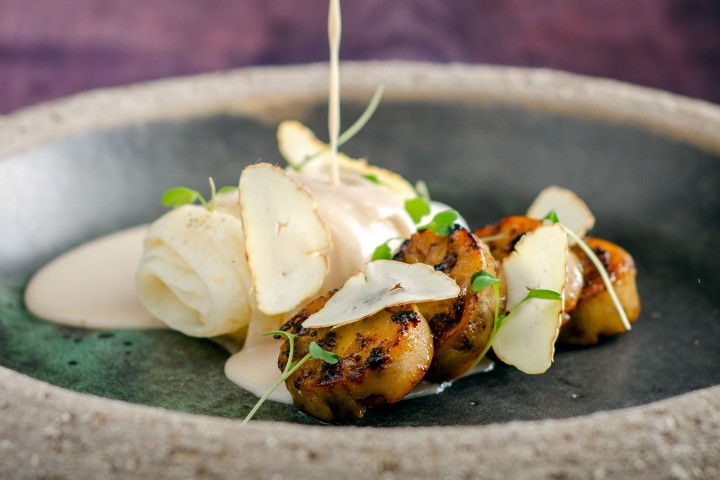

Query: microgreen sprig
[543,210,560,224]
[217,185,239,195]
[242,331,339,425]
[363,174,381,184]
[309,341,341,364]
[472,270,501,322]
[160,178,237,212]
[543,210,632,331]
[371,243,393,261]
[372,204,457,261]
[419,210,459,237]
[371,237,406,261]
[161,186,208,210]
[370,188,439,261]
[337,84,384,147]
[405,197,431,224]
[470,270,562,367]
[293,85,385,170]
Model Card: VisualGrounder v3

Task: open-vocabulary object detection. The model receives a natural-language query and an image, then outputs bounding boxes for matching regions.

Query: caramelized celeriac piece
[394,227,503,381]
[474,216,544,261]
[474,216,583,315]
[559,237,641,345]
[279,293,433,423]
[475,211,640,346]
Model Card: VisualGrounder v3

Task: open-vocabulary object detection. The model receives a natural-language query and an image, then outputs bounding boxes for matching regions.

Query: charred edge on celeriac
[277,297,433,422]
[394,227,504,381]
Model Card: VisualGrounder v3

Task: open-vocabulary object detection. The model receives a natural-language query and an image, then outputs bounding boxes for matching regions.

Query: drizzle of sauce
[327,0,342,185]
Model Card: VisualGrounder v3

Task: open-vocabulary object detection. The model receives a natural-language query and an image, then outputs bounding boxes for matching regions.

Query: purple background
[1,0,719,113]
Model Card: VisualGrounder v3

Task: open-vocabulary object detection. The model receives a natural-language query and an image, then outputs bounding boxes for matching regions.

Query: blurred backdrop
[0,0,718,113]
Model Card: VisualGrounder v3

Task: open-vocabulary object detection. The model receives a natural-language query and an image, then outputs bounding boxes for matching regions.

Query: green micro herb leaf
[419,210,459,237]
[433,210,458,226]
[471,270,500,293]
[362,174,395,189]
[405,197,431,224]
[161,187,202,208]
[242,331,338,425]
[507,288,562,319]
[161,177,225,211]
[363,174,380,184]
[526,289,562,301]
[370,237,406,261]
[217,185,239,195]
[371,243,393,261]
[544,210,560,224]
[472,270,501,339]
[309,341,340,364]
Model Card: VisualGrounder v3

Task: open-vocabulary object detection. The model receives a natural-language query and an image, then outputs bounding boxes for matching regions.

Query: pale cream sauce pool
[25,225,163,329]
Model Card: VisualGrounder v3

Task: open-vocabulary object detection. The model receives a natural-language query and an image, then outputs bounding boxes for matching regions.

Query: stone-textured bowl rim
[1,62,718,479]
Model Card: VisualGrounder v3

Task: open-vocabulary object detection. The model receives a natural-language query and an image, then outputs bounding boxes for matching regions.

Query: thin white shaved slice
[239,163,331,315]
[278,120,417,199]
[527,186,595,238]
[302,260,459,328]
[493,224,568,374]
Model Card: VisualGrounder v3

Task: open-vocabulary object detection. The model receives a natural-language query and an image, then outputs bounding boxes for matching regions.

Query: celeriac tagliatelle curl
[136,193,254,338]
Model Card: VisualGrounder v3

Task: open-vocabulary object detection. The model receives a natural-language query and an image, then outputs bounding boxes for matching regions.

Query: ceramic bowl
[1,63,718,478]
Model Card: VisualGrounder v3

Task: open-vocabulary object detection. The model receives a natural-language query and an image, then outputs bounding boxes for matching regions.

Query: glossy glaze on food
[279,293,433,422]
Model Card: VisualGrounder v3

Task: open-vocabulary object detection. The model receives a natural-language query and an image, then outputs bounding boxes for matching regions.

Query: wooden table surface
[0,0,718,113]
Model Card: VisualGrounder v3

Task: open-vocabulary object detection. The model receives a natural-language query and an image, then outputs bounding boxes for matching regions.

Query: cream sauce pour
[327,0,342,185]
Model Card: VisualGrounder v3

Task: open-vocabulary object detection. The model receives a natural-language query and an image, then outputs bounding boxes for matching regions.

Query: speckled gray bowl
[1,63,719,479]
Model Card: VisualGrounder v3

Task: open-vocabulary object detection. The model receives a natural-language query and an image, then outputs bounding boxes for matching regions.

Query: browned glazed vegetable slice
[473,215,544,261]
[559,236,641,345]
[279,293,433,423]
[474,215,583,316]
[394,227,503,381]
